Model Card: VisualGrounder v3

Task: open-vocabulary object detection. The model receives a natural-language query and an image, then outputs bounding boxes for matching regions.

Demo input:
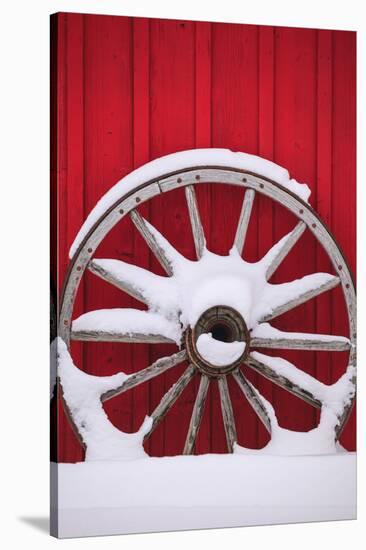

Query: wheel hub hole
[210,323,234,343]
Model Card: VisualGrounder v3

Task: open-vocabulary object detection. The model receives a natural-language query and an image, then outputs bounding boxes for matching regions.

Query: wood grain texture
[245,355,322,409]
[218,376,237,452]
[145,364,196,439]
[88,260,148,304]
[234,189,255,255]
[183,374,210,454]
[232,369,272,433]
[251,335,350,352]
[259,277,340,323]
[53,15,356,461]
[265,221,306,280]
[185,185,206,258]
[101,350,187,401]
[130,210,173,275]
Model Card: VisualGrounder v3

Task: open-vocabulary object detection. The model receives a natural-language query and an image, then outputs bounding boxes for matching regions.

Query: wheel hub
[185,306,250,376]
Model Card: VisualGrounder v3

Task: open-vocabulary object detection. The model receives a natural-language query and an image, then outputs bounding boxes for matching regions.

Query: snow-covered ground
[54,453,356,538]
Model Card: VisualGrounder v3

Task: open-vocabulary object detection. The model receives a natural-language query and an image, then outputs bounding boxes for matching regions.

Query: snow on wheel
[57,149,356,460]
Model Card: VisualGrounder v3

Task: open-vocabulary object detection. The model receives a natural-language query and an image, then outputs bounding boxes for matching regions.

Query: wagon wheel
[59,157,356,455]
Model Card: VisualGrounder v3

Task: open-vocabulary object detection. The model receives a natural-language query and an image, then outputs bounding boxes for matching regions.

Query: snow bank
[69,148,311,257]
[55,453,355,537]
[196,333,245,366]
[56,338,152,461]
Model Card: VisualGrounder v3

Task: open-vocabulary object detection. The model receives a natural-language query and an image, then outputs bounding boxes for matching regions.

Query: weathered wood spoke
[144,364,196,439]
[88,259,148,304]
[185,185,206,259]
[71,329,175,344]
[130,209,173,275]
[260,276,340,323]
[234,189,255,255]
[251,334,351,352]
[232,369,272,433]
[265,221,306,280]
[101,350,187,402]
[245,355,322,409]
[218,376,237,452]
[183,374,210,454]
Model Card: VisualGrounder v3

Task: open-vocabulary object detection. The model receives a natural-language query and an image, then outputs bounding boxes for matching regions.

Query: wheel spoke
[101,350,187,401]
[183,374,210,454]
[185,185,206,259]
[263,221,306,280]
[71,329,175,344]
[258,274,340,323]
[232,369,272,433]
[245,353,322,408]
[218,376,237,452]
[130,210,175,275]
[71,308,180,345]
[251,324,351,352]
[144,364,196,439]
[88,259,148,304]
[234,189,255,255]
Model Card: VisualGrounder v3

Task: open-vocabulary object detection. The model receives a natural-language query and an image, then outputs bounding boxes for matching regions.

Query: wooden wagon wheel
[59,153,356,455]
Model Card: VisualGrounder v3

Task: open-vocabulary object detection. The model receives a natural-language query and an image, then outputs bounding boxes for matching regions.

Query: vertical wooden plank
[131,18,152,451]
[332,30,356,450]
[83,14,135,438]
[254,25,275,449]
[193,21,212,454]
[56,13,85,463]
[149,19,196,456]
[195,22,212,148]
[273,26,318,433]
[315,30,333,389]
[211,22,259,452]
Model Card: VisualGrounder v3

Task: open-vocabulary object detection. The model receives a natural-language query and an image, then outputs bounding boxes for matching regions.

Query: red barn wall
[51,13,356,462]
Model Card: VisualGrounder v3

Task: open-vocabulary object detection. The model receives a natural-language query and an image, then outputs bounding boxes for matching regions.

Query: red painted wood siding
[51,13,356,463]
